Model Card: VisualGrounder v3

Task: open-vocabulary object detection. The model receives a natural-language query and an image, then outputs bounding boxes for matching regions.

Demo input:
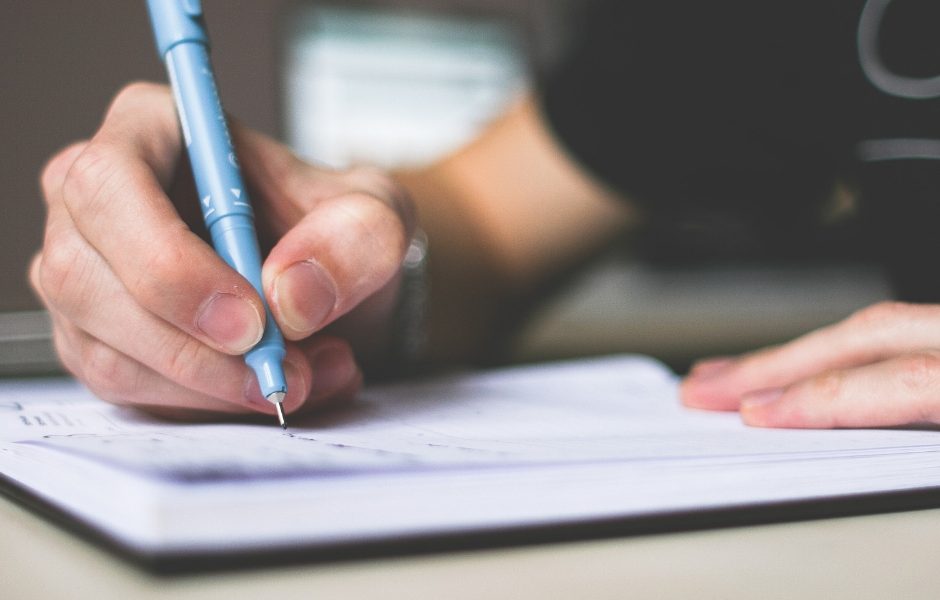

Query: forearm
[394,165,509,365]
[396,96,637,365]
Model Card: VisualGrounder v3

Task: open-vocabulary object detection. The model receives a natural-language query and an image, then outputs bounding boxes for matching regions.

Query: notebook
[2,354,940,571]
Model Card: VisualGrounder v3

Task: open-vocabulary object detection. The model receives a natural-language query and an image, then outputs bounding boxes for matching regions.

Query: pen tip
[267,391,287,430]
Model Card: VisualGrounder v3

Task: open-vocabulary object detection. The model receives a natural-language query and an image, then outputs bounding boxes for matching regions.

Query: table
[2,494,938,600]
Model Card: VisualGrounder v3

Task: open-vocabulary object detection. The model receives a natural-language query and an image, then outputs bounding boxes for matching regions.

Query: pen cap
[146,0,207,57]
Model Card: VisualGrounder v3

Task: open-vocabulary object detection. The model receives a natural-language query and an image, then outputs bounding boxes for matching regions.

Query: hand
[681,301,940,429]
[30,82,414,421]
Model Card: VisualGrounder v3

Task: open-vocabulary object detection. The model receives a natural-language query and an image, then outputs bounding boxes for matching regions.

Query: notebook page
[3,354,940,553]
[5,355,940,481]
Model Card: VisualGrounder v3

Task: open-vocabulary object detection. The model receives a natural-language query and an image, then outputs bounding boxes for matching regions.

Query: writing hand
[30,83,414,421]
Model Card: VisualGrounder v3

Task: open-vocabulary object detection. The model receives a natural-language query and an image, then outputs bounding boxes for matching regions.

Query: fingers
[55,318,259,416]
[34,83,378,422]
[234,126,415,233]
[682,302,940,411]
[262,185,413,340]
[35,241,359,419]
[90,81,182,185]
[49,83,265,355]
[294,336,363,414]
[37,214,252,402]
[740,353,940,428]
[231,124,415,343]
[45,291,358,420]
[66,328,358,421]
[680,301,940,430]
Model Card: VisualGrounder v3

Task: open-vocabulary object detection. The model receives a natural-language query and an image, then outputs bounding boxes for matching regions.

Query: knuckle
[38,235,88,304]
[807,371,846,401]
[162,334,210,389]
[348,167,414,225]
[28,253,44,300]
[40,155,67,198]
[848,301,912,329]
[40,142,88,200]
[351,191,409,248]
[81,340,137,401]
[126,233,189,306]
[60,142,123,215]
[896,352,940,394]
[345,192,409,277]
[110,81,171,113]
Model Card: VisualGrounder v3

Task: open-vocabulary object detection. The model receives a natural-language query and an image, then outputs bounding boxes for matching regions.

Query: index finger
[682,302,940,410]
[55,82,265,354]
[740,353,940,428]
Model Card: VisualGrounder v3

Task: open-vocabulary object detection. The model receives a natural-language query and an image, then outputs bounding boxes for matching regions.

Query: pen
[145,0,288,428]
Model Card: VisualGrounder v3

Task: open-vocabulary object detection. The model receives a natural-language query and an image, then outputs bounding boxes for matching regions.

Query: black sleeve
[539,0,940,299]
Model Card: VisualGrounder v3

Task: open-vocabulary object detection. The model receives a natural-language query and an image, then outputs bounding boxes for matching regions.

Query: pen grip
[209,214,285,355]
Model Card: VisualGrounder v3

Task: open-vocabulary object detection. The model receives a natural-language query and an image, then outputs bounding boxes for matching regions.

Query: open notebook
[3,355,940,569]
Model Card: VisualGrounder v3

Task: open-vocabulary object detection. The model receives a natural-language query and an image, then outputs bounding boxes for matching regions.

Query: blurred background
[1,0,891,375]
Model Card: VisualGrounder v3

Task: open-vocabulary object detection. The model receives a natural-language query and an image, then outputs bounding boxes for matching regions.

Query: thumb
[261,192,410,340]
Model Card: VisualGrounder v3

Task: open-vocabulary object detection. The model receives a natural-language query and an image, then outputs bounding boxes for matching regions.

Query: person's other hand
[30,82,414,421]
[681,301,940,428]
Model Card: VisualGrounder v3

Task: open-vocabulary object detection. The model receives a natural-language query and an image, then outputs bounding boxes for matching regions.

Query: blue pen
[146,0,288,428]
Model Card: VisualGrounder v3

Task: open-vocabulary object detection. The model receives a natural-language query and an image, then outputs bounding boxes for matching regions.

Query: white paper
[3,355,940,555]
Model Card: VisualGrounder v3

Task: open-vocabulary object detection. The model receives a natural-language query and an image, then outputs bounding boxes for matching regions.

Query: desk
[2,495,938,600]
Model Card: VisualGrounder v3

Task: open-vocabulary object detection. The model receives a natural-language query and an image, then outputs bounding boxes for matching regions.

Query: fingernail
[273,261,337,336]
[244,359,306,411]
[310,344,357,399]
[197,293,263,353]
[741,388,784,409]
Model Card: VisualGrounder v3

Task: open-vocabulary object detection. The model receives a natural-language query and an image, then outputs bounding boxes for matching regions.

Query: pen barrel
[146,0,208,57]
[163,41,287,396]
[213,214,287,396]
[209,214,286,359]
[164,42,251,228]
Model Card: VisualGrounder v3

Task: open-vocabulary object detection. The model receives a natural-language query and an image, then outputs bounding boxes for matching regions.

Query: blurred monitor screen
[281,5,528,169]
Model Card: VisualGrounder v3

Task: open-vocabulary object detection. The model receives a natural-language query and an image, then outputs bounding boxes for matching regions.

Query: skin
[397,95,635,362]
[31,83,631,423]
[32,82,413,421]
[681,302,940,429]
[33,83,940,430]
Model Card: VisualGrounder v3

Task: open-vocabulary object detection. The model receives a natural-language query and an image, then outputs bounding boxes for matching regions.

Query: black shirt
[542,0,940,300]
